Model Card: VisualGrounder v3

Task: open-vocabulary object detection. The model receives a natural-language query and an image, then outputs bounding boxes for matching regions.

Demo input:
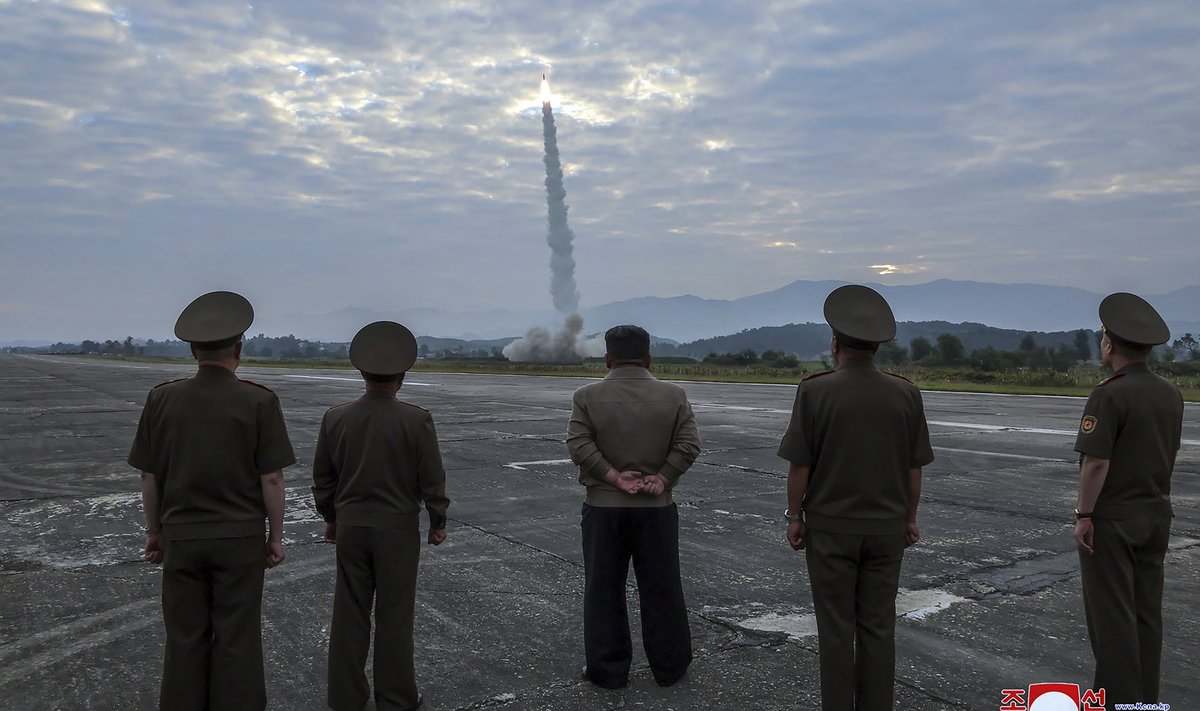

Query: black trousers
[581,503,692,687]
[805,529,906,711]
[1079,516,1171,704]
[160,535,266,711]
[328,525,422,711]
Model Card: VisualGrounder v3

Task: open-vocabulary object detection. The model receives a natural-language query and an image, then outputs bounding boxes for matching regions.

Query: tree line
[700,330,1200,373]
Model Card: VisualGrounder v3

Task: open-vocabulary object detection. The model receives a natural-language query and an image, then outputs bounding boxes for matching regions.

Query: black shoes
[580,665,627,690]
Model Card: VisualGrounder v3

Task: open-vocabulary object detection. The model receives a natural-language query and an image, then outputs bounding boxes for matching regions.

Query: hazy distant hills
[257,279,1199,344]
[587,280,1200,343]
[673,321,1095,360]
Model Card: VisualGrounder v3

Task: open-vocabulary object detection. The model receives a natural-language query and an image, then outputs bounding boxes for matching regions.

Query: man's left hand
[323,522,336,544]
[144,532,164,565]
[1074,519,1095,556]
[787,519,807,550]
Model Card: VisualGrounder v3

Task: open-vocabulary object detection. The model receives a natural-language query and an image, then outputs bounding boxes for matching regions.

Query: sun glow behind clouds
[871,264,928,275]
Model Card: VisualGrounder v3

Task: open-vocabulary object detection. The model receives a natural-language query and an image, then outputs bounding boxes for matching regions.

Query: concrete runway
[1,353,1197,710]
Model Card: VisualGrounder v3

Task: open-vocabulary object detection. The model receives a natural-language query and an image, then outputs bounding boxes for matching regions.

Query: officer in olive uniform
[777,285,933,711]
[566,324,702,689]
[312,321,450,711]
[129,291,296,711]
[1073,293,1183,705]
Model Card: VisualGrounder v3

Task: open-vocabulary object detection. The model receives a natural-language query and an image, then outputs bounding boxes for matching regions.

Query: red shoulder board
[802,370,835,382]
[238,378,275,393]
[152,378,187,389]
[397,400,430,413]
[884,371,914,383]
[1098,372,1126,386]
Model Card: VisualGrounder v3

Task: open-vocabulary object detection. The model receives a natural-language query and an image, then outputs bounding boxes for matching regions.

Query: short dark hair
[605,325,651,362]
[361,371,406,384]
[833,330,879,354]
[1107,333,1152,359]
[194,338,241,359]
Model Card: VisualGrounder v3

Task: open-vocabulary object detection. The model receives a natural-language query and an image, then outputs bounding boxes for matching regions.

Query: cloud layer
[2,0,1198,339]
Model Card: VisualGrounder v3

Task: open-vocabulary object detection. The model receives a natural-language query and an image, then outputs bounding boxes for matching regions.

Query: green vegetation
[43,353,1200,401]
[10,328,1200,401]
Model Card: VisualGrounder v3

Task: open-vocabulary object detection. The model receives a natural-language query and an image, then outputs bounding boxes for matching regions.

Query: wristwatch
[784,509,803,523]
[1073,508,1093,520]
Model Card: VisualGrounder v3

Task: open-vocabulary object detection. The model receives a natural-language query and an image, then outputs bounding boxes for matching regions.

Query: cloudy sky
[2,0,1198,341]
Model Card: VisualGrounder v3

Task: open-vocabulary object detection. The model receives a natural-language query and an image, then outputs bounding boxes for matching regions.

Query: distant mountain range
[255,279,1199,344]
[670,321,1091,360]
[418,321,1110,361]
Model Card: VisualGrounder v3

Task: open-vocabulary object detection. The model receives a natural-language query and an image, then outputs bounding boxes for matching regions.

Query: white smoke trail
[502,314,605,362]
[542,94,580,315]
[505,80,602,363]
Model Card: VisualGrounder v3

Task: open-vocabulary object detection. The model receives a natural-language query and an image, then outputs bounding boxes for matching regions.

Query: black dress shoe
[581,665,627,690]
[653,668,687,687]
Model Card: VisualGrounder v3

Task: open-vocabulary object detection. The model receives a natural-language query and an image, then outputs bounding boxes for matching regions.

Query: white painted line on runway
[932,446,1071,463]
[504,458,574,470]
[737,588,969,640]
[692,402,789,414]
[928,420,1076,436]
[930,420,1200,447]
[275,374,436,387]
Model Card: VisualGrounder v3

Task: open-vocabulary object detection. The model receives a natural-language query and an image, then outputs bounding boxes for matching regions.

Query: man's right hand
[323,522,336,544]
[638,474,670,496]
[266,539,285,568]
[428,528,447,545]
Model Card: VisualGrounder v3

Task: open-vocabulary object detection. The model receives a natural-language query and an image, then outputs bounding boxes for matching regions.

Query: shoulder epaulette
[1098,372,1126,386]
[152,378,187,389]
[802,370,836,382]
[397,400,430,413]
[237,378,275,393]
[884,371,914,383]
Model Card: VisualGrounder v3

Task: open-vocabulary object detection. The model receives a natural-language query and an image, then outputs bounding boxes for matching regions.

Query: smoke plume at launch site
[504,77,602,363]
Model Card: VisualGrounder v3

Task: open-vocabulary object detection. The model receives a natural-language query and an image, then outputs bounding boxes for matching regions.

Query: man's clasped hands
[604,468,671,496]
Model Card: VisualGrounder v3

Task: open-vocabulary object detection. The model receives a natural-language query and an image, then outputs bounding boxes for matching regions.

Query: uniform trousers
[580,503,692,688]
[160,535,266,711]
[1079,515,1170,704]
[805,529,905,711]
[328,525,422,711]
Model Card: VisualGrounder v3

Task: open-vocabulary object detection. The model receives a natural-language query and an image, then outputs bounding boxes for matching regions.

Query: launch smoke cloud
[504,76,602,363]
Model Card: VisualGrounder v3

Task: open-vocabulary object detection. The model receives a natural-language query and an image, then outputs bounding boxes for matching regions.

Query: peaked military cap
[823,284,897,343]
[350,321,418,376]
[1099,292,1170,346]
[174,291,253,348]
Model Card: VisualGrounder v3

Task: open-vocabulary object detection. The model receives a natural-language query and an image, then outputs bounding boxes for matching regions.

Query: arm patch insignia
[1080,415,1097,434]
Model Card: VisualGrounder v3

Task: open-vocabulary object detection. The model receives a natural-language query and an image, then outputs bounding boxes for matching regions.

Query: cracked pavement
[1,354,1198,709]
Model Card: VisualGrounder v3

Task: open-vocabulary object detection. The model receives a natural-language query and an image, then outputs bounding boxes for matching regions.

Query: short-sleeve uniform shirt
[1073,362,1183,519]
[310,392,450,530]
[128,365,296,539]
[777,360,934,535]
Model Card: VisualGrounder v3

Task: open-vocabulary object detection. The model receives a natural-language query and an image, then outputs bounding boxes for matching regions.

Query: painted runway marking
[275,374,436,387]
[737,588,969,640]
[930,419,1200,447]
[504,458,573,470]
[932,446,1071,462]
